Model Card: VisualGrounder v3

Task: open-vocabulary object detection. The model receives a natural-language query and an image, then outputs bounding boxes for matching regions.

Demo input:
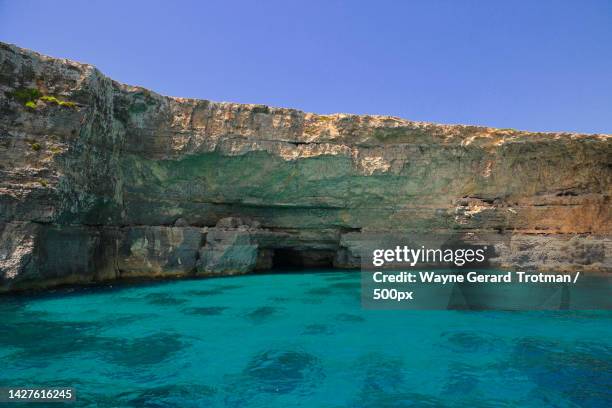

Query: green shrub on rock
[6,87,76,109]
[40,95,77,108]
[8,87,41,104]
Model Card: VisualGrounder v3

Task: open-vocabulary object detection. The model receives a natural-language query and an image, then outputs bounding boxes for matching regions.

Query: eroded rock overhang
[0,42,610,292]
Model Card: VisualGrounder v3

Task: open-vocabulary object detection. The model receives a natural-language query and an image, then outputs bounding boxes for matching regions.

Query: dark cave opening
[271,249,335,270]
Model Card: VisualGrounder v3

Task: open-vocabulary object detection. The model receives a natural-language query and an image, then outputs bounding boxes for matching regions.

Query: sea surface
[1,270,610,407]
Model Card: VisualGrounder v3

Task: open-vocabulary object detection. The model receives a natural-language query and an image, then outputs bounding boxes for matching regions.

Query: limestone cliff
[0,42,610,292]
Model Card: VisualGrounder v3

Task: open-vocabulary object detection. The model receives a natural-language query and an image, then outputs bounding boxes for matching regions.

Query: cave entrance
[271,249,335,270]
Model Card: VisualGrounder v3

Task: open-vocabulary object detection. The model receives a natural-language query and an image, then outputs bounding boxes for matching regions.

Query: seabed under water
[0,270,610,407]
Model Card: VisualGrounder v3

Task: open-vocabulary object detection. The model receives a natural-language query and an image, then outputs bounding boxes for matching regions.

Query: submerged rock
[0,42,610,291]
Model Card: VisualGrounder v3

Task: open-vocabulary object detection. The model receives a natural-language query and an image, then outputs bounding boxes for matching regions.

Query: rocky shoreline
[1,42,610,292]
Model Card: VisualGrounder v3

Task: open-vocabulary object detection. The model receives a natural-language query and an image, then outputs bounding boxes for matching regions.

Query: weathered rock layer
[1,42,610,292]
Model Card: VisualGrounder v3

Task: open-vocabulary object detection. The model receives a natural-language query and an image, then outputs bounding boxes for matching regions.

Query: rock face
[0,42,610,292]
[196,218,259,275]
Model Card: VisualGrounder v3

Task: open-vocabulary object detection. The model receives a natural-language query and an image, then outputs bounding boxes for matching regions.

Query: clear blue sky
[1,0,611,133]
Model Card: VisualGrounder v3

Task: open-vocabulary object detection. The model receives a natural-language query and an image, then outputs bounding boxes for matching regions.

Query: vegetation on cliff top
[6,87,76,109]
[40,95,76,108]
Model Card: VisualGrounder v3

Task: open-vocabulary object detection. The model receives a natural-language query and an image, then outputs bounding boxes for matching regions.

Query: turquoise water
[1,270,610,407]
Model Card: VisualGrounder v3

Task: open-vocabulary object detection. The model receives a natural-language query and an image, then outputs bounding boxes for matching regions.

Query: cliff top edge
[1,41,610,139]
